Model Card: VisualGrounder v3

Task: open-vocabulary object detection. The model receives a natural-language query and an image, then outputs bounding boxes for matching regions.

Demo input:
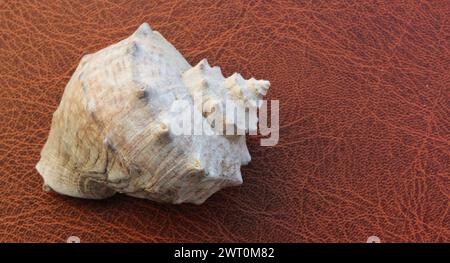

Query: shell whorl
[183,59,270,134]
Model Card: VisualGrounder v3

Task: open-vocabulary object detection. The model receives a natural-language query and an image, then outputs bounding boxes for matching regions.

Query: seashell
[36,23,270,204]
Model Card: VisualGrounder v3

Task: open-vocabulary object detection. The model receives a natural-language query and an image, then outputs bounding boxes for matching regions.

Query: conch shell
[36,23,270,204]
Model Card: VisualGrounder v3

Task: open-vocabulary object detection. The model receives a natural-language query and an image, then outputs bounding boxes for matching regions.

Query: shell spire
[183,60,270,134]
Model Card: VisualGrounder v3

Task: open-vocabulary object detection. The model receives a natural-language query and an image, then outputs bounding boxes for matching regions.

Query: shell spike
[196,58,210,70]
[134,22,152,37]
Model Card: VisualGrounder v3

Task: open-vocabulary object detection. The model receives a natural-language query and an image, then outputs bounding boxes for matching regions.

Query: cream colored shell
[36,23,270,204]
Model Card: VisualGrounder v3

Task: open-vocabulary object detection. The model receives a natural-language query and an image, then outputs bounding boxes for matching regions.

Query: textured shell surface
[36,23,270,204]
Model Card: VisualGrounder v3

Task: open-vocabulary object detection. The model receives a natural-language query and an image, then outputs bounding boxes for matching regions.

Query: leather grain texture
[0,0,449,242]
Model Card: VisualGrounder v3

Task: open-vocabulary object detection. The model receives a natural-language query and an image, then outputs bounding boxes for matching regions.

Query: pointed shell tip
[135,22,152,36]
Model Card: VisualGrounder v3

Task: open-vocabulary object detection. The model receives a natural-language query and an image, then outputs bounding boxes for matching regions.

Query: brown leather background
[0,0,449,243]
